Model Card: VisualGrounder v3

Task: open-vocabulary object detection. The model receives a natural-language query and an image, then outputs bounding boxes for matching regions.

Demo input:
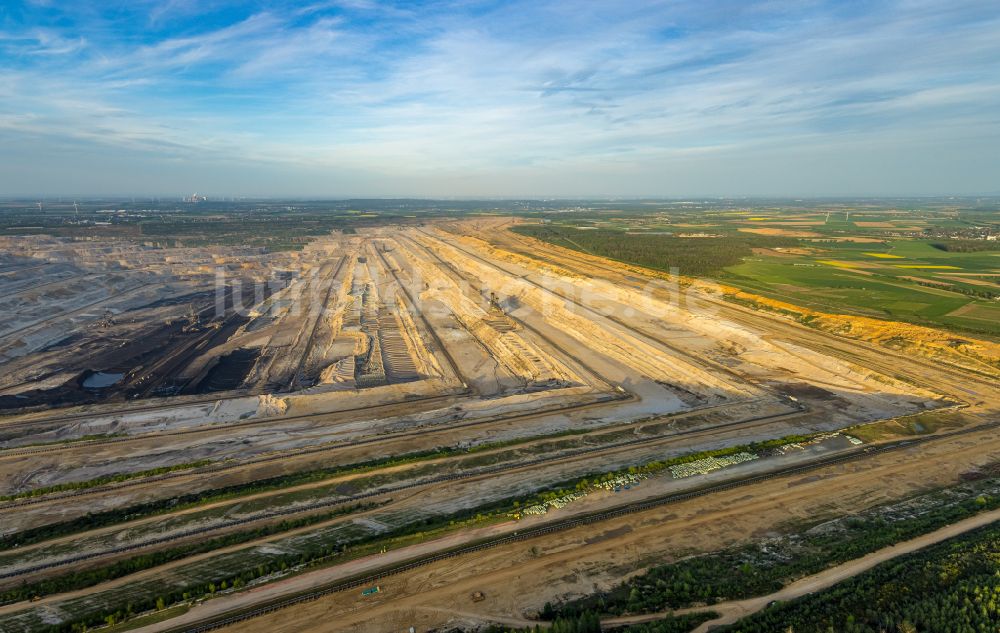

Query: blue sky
[1,0,998,197]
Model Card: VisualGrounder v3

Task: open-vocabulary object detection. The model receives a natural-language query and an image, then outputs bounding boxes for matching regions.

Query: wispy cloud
[0,0,998,195]
[0,28,86,55]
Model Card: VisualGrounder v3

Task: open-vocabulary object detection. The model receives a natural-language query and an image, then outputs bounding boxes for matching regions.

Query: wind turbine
[74,201,79,216]
[36,201,43,213]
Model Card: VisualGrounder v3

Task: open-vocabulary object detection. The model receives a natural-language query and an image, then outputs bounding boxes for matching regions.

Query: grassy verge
[0,433,125,450]
[0,428,590,551]
[847,410,968,443]
[10,432,824,632]
[0,503,376,606]
[0,460,213,503]
[16,489,556,632]
[103,605,190,633]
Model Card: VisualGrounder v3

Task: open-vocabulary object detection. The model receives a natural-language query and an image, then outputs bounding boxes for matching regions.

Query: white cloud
[0,0,998,195]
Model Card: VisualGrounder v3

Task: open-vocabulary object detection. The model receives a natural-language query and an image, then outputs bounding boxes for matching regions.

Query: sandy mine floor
[1,220,998,633]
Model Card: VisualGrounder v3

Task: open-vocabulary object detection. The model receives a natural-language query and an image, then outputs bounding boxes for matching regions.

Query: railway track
[0,398,802,580]
[8,230,993,627]
[0,234,692,485]
[0,281,163,344]
[127,287,253,400]
[0,386,290,434]
[414,229,763,398]
[0,272,98,302]
[0,259,363,434]
[495,229,998,401]
[392,233,619,390]
[716,308,977,404]
[6,230,995,631]
[0,388,628,510]
[157,418,1000,633]
[287,256,349,392]
[372,240,469,387]
[0,391,466,458]
[0,393,775,551]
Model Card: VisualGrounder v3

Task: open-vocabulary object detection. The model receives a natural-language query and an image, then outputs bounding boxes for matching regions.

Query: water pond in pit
[82,372,124,389]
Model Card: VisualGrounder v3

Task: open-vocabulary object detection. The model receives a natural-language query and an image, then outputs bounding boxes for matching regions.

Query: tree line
[728,521,1000,632]
[512,225,797,276]
[481,610,714,633]
[553,491,998,618]
[931,240,1000,252]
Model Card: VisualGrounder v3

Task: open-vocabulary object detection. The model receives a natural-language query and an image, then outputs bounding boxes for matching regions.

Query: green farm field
[513,205,1000,338]
[720,239,1000,337]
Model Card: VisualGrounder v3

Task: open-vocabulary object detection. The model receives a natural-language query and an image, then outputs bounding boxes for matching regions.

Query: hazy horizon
[6,195,1000,203]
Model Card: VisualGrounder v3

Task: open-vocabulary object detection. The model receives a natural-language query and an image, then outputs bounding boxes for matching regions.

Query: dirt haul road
[4,223,999,633]
[136,424,1000,633]
[605,506,1000,631]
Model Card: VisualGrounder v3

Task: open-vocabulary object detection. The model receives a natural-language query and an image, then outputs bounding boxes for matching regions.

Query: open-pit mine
[1,219,998,633]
